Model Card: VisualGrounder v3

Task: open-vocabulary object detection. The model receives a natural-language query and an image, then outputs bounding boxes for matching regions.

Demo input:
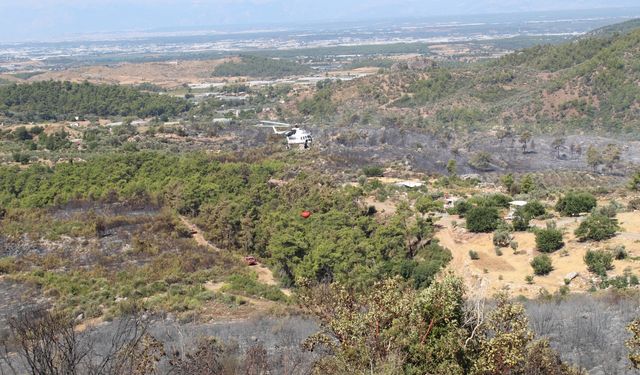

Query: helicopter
[255,121,313,149]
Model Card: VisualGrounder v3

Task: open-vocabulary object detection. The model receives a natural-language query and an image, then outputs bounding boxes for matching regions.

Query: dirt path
[179,216,222,251]
[255,265,292,296]
[179,216,291,296]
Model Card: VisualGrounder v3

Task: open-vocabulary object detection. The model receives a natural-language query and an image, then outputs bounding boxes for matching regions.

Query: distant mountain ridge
[583,18,640,38]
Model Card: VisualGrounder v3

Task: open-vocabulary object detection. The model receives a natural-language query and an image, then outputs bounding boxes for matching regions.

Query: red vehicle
[244,256,258,266]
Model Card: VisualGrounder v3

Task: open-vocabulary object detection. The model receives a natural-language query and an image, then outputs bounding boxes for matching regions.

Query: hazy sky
[1,0,639,42]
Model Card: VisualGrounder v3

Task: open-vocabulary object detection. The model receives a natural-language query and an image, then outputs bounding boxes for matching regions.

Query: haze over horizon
[1,0,640,43]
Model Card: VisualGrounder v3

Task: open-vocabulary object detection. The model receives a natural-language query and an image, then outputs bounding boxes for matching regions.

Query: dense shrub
[415,196,443,214]
[531,255,553,275]
[613,245,628,260]
[470,193,512,208]
[535,224,564,253]
[602,275,630,289]
[493,225,513,247]
[396,243,453,289]
[512,208,530,231]
[555,192,597,216]
[628,198,640,211]
[362,166,384,177]
[584,249,614,277]
[520,174,537,194]
[224,273,288,302]
[450,200,473,217]
[523,201,546,218]
[574,214,620,242]
[593,201,621,218]
[466,207,500,233]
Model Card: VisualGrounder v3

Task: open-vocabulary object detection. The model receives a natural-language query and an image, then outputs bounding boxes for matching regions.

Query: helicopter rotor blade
[259,121,292,127]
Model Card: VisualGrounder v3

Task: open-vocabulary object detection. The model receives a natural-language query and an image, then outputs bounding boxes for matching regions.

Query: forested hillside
[0,81,191,121]
[213,55,312,78]
[293,25,640,135]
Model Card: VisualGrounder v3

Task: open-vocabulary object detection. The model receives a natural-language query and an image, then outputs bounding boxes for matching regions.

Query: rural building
[506,200,528,220]
[212,118,232,125]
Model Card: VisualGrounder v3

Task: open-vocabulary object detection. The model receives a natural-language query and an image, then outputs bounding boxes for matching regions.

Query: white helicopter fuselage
[282,127,313,146]
[258,121,313,148]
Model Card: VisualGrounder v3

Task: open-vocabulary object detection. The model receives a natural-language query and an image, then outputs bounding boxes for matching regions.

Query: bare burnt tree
[167,337,224,375]
[5,309,89,375]
[84,313,162,375]
[242,343,270,375]
[0,308,162,375]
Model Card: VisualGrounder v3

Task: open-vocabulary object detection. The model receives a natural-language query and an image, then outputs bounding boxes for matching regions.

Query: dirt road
[179,215,291,296]
[179,215,221,251]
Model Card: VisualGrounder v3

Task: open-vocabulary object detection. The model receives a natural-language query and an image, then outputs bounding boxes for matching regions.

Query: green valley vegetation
[0,152,451,291]
[213,55,313,78]
[0,81,190,121]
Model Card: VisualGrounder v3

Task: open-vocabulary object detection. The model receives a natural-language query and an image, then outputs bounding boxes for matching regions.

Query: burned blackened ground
[0,280,48,340]
[228,125,640,178]
[0,296,636,374]
[0,205,163,268]
[526,294,640,375]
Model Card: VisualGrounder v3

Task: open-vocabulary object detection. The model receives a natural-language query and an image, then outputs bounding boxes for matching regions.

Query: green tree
[299,275,468,374]
[574,214,620,242]
[519,130,532,153]
[519,174,536,194]
[451,200,473,217]
[586,146,602,172]
[291,272,587,374]
[627,318,640,369]
[535,223,564,253]
[523,201,546,218]
[472,293,533,374]
[466,207,500,233]
[512,208,530,231]
[531,254,553,275]
[446,159,458,177]
[555,192,597,217]
[584,249,614,277]
[629,171,640,191]
[212,55,312,78]
[415,196,443,215]
[493,224,513,247]
[501,174,515,193]
[0,81,190,121]
[602,144,621,173]
[552,137,566,158]
[469,152,494,171]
